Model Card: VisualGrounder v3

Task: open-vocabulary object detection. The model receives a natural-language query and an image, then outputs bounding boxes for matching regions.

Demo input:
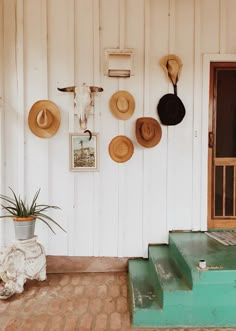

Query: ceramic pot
[13,217,36,240]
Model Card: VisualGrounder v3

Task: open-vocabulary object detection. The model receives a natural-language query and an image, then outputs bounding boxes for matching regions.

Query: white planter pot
[13,217,36,240]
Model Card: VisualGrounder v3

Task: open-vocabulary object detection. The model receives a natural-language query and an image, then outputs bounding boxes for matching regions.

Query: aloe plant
[0,188,66,234]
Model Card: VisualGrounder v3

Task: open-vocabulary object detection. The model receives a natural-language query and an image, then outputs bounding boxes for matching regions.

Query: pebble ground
[0,272,235,331]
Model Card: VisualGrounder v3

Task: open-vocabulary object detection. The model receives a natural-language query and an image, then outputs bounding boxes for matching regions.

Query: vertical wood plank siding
[1,0,236,257]
[0,0,4,247]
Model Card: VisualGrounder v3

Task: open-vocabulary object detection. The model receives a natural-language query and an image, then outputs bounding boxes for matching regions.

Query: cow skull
[58,83,103,130]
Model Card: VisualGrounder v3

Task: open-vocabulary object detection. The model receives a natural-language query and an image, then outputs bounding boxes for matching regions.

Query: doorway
[208,62,236,229]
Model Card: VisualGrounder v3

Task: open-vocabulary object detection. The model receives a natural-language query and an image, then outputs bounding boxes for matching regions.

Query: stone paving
[0,272,235,331]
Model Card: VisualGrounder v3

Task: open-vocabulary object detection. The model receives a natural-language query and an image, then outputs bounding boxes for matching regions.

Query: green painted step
[128,259,160,311]
[148,245,191,307]
[128,258,192,327]
[129,256,236,327]
[169,232,236,285]
[128,232,236,327]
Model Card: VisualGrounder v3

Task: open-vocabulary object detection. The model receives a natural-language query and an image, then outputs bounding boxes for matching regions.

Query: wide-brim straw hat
[160,54,183,85]
[109,90,135,120]
[28,100,61,138]
[109,135,134,163]
[157,93,185,126]
[136,117,162,148]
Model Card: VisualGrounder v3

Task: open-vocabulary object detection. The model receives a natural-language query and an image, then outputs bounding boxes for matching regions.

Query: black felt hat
[157,93,185,126]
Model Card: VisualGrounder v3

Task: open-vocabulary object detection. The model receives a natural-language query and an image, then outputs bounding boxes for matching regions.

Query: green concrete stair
[128,232,236,327]
[148,245,191,307]
[128,259,160,313]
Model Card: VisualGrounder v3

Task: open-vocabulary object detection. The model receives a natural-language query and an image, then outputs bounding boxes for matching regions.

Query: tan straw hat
[160,54,183,86]
[109,90,135,120]
[28,100,61,138]
[136,117,162,148]
[109,135,134,163]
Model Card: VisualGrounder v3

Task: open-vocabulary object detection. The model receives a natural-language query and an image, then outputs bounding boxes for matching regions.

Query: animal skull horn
[57,84,103,130]
[57,86,103,93]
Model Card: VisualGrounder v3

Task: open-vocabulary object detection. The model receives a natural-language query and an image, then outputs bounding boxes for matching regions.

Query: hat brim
[136,117,162,148]
[109,91,135,120]
[109,135,134,163]
[28,100,61,138]
[157,94,185,126]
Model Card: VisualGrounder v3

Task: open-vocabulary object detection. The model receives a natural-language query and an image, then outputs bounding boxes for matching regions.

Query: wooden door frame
[203,55,236,230]
[201,55,236,231]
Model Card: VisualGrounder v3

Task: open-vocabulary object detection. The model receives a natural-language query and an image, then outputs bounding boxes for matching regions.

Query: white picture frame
[69,133,99,172]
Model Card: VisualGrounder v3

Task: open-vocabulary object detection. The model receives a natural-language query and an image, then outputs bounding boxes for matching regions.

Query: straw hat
[136,117,162,148]
[157,93,185,126]
[28,100,61,138]
[109,135,134,163]
[109,91,135,120]
[160,54,183,85]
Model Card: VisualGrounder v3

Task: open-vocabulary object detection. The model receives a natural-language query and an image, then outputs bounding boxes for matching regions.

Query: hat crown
[36,109,53,129]
[157,93,185,126]
[140,122,155,141]
[114,140,128,157]
[28,100,61,138]
[167,59,179,83]
[136,117,162,148]
[116,96,129,113]
[109,90,135,120]
[109,135,134,163]
[160,54,183,87]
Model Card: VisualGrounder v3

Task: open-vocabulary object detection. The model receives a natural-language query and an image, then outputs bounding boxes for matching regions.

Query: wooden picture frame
[69,133,99,172]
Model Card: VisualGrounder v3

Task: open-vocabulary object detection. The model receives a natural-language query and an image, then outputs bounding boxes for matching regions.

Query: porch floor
[0,270,236,331]
[1,232,236,330]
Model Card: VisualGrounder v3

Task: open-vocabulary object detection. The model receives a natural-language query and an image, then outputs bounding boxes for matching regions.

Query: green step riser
[128,260,160,310]
[149,253,192,306]
[148,254,164,307]
[169,236,193,287]
[133,305,236,327]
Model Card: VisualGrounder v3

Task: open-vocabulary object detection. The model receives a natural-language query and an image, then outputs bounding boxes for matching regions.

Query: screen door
[208,63,236,229]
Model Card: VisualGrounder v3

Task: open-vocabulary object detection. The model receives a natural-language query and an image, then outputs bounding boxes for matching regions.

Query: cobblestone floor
[0,272,236,331]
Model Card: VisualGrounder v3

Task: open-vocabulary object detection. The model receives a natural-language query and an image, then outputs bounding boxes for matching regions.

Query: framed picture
[69,133,99,172]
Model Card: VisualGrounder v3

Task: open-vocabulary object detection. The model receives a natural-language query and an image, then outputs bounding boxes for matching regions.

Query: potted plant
[0,188,66,240]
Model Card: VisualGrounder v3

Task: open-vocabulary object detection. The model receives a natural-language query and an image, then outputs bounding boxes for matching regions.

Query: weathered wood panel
[119,0,145,257]
[192,0,202,230]
[168,0,194,230]
[1,0,236,257]
[23,0,50,248]
[3,0,25,243]
[46,0,75,255]
[223,0,236,53]
[0,0,4,247]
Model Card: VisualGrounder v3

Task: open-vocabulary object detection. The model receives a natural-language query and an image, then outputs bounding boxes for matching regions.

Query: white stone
[0,236,46,299]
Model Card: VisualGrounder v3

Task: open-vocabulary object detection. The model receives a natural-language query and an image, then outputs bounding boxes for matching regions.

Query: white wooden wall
[1,0,236,257]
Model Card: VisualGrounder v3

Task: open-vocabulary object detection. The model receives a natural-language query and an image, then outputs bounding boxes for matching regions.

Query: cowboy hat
[109,135,134,163]
[136,117,162,148]
[28,100,61,138]
[109,90,135,120]
[160,54,183,86]
[157,93,185,126]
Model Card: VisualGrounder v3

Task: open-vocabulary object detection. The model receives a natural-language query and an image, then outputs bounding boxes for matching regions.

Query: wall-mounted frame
[104,48,135,78]
[69,133,99,172]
